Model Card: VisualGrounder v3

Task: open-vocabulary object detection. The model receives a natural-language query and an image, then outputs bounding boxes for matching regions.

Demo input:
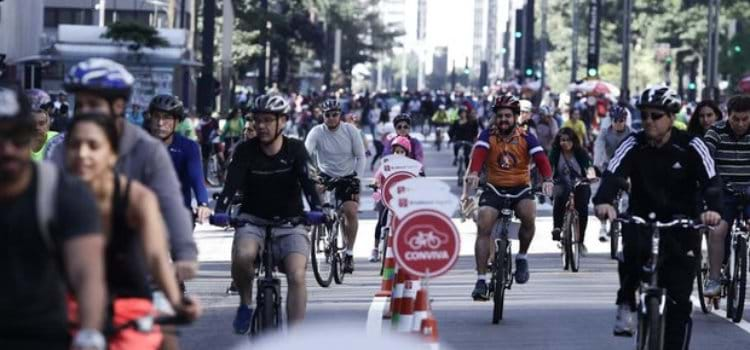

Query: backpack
[36,161,59,250]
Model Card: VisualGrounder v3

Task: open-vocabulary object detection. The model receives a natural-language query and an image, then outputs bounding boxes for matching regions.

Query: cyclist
[462,95,554,300]
[432,104,451,150]
[549,128,595,254]
[305,98,366,273]
[221,108,245,152]
[147,95,211,226]
[65,113,201,349]
[197,112,220,172]
[25,89,58,161]
[448,106,479,167]
[213,94,323,333]
[563,107,588,148]
[50,58,198,281]
[593,86,721,347]
[593,105,632,242]
[519,99,536,136]
[702,94,750,297]
[687,100,723,138]
[383,113,425,163]
[533,105,559,153]
[0,84,107,350]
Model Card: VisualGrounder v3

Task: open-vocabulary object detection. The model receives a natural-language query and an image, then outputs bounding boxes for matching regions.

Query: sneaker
[233,304,254,335]
[471,280,489,301]
[514,257,530,284]
[343,254,355,273]
[599,226,609,242]
[551,228,561,241]
[613,304,636,337]
[703,278,722,297]
[580,244,588,257]
[226,280,238,295]
[368,248,380,263]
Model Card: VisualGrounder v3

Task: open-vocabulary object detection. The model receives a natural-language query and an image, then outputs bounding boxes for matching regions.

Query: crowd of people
[3,53,750,350]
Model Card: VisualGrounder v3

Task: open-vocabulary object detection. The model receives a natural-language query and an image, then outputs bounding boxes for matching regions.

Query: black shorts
[479,185,534,211]
[321,174,360,204]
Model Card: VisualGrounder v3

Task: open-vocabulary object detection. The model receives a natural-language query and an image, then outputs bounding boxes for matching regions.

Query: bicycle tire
[562,213,572,271]
[492,238,507,324]
[379,227,389,276]
[457,157,466,187]
[259,286,277,332]
[333,221,346,284]
[310,224,333,288]
[728,237,747,323]
[696,255,709,314]
[610,220,620,260]
[644,296,665,350]
[570,213,581,273]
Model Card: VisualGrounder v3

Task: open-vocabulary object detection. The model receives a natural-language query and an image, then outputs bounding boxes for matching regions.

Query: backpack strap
[36,161,59,251]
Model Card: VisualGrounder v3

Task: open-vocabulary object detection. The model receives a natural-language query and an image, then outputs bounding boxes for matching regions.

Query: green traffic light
[735,45,742,53]
[515,31,522,38]
[665,56,672,64]
[587,68,598,77]
[688,82,696,90]
[525,68,533,76]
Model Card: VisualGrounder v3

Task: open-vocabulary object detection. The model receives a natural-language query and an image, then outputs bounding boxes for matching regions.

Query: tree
[101,21,169,52]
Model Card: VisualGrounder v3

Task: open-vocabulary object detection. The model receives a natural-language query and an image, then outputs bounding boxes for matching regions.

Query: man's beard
[496,121,515,135]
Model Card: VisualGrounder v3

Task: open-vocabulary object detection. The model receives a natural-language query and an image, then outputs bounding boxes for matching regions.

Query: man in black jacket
[593,86,722,349]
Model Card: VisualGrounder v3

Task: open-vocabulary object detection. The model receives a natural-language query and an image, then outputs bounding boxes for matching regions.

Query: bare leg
[475,207,500,274]
[232,238,259,305]
[514,199,537,254]
[283,253,308,325]
[342,201,359,251]
[709,220,728,280]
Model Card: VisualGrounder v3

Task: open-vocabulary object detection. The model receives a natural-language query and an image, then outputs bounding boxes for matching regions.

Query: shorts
[479,185,534,211]
[235,214,310,266]
[321,174,360,204]
[721,189,750,227]
[68,296,162,350]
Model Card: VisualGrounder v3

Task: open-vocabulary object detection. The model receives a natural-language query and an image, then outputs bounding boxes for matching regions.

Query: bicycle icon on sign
[406,225,448,250]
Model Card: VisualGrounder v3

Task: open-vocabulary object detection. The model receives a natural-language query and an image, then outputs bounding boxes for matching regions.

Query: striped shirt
[704,120,750,187]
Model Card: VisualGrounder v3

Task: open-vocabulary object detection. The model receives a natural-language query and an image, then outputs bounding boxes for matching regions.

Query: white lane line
[691,296,750,334]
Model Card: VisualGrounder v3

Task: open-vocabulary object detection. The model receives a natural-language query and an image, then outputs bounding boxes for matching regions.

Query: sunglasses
[324,112,341,118]
[641,111,667,121]
[396,124,410,130]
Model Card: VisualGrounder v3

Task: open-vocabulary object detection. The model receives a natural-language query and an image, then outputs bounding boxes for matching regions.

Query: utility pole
[620,0,632,101]
[570,0,578,82]
[197,0,216,114]
[257,0,268,93]
[540,0,548,104]
[706,0,720,100]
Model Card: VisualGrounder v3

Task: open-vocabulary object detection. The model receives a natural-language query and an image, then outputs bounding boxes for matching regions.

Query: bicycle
[310,176,354,287]
[481,184,540,324]
[605,191,626,260]
[614,214,709,350]
[454,140,474,187]
[724,185,749,322]
[217,214,317,336]
[559,178,596,273]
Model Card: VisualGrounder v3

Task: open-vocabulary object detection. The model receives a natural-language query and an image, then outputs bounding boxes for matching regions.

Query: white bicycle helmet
[320,99,341,113]
[636,86,681,114]
[250,94,290,116]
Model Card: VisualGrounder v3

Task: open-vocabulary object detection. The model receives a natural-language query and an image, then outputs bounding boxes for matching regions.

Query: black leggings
[453,142,472,166]
[374,202,388,244]
[552,183,591,242]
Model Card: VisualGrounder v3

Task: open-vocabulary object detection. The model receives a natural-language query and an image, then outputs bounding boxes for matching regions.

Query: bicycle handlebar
[614,215,710,230]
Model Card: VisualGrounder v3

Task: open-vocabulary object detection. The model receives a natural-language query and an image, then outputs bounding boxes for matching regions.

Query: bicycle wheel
[561,213,572,270]
[457,156,466,187]
[333,221,346,284]
[492,239,507,324]
[205,155,222,187]
[609,220,620,260]
[642,296,665,350]
[728,237,747,323]
[259,286,277,332]
[696,255,709,314]
[570,213,581,273]
[379,226,389,276]
[310,224,333,288]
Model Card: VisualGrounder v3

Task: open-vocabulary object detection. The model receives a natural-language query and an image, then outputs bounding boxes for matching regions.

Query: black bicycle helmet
[492,95,521,115]
[250,94,290,116]
[636,86,681,114]
[393,113,412,126]
[149,94,185,121]
[610,105,630,121]
[320,98,342,113]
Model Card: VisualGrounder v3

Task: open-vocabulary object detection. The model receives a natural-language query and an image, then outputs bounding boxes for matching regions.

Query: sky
[389,0,517,74]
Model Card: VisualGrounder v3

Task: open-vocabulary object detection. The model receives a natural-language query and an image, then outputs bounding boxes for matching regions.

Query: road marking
[691,296,750,334]
[363,176,459,182]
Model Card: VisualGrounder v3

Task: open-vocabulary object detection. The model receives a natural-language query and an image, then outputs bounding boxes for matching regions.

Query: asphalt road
[184,136,750,349]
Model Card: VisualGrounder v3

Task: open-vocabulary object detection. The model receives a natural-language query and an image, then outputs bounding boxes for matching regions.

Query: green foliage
[101,21,169,51]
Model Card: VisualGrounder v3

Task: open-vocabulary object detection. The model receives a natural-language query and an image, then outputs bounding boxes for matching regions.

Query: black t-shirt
[0,165,101,343]
[218,137,321,219]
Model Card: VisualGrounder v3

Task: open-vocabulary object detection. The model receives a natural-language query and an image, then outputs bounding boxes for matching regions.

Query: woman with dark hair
[549,127,595,253]
[688,100,723,137]
[370,109,394,170]
[65,113,201,349]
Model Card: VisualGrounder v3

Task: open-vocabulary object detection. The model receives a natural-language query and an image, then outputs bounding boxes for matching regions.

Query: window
[44,8,94,28]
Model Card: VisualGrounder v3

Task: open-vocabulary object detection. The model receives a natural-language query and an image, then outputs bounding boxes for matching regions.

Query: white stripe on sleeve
[475,140,490,149]
[606,136,636,173]
[690,138,717,178]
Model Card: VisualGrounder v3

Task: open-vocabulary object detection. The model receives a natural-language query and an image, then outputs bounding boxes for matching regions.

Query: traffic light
[688,82,697,90]
[587,68,598,77]
[665,56,673,64]
[515,31,522,39]
[464,67,470,75]
[734,45,742,53]
[525,68,534,77]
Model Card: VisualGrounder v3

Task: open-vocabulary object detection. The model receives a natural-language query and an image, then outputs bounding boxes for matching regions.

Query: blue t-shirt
[167,134,209,209]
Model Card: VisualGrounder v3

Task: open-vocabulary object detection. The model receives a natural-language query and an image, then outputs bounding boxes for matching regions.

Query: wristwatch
[198,202,208,207]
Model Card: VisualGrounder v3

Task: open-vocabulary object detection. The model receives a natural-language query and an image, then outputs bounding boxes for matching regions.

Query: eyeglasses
[324,112,341,118]
[396,124,410,130]
[641,111,667,121]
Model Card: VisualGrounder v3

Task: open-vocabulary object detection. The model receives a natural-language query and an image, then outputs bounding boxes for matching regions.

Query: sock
[346,249,353,256]
[477,273,488,282]
[516,254,527,260]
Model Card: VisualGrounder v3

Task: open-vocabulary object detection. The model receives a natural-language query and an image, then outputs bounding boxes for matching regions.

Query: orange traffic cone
[421,315,440,349]
[397,273,418,333]
[390,269,406,325]
[375,234,396,298]
[412,286,429,333]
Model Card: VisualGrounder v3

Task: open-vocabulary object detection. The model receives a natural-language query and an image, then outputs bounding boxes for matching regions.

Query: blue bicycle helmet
[63,58,134,100]
[610,105,630,122]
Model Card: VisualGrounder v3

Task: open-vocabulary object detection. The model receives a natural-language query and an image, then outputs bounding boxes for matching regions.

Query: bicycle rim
[333,222,346,284]
[727,242,737,318]
[562,214,572,270]
[610,222,619,260]
[260,286,277,332]
[492,239,507,324]
[731,237,747,323]
[570,214,580,272]
[696,256,709,314]
[311,225,333,288]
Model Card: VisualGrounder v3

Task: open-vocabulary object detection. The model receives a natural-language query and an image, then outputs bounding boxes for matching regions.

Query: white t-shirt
[305,122,367,177]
